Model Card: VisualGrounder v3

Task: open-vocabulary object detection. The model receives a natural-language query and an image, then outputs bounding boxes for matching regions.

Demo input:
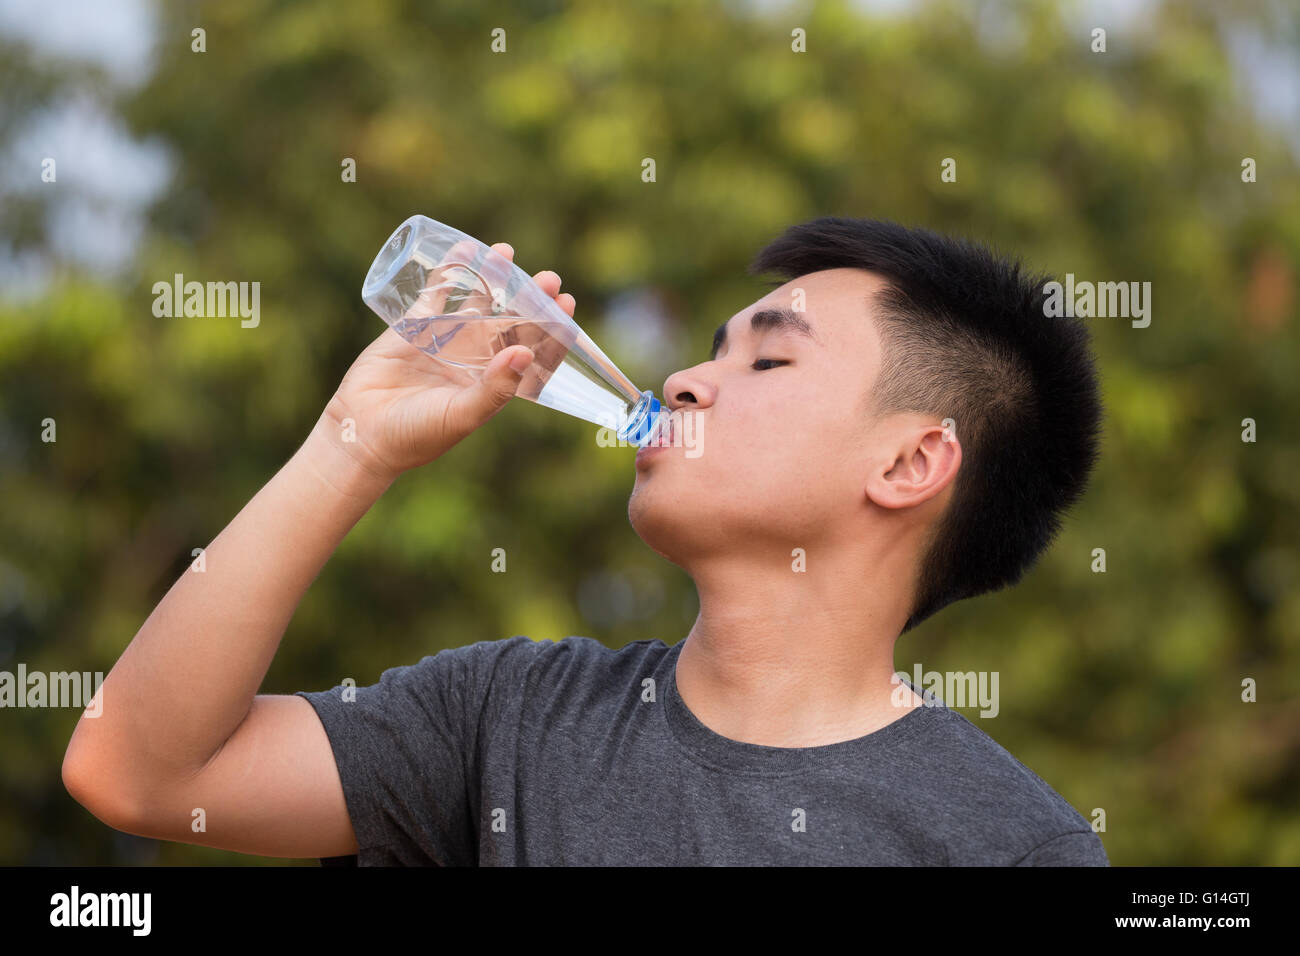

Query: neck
[675,536,924,747]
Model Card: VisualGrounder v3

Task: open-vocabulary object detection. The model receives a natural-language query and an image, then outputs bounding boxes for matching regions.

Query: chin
[627,483,692,566]
[628,488,671,560]
[628,485,751,568]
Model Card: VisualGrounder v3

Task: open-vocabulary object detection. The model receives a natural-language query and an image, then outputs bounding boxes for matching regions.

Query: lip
[635,443,667,466]
[634,416,674,465]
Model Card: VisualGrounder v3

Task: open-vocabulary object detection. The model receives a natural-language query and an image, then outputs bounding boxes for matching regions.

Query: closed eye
[751,358,788,370]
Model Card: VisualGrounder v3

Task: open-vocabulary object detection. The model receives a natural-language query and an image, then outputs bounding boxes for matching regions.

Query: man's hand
[314,242,576,488]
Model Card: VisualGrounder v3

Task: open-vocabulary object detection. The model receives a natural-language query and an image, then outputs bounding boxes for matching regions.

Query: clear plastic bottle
[362,215,665,446]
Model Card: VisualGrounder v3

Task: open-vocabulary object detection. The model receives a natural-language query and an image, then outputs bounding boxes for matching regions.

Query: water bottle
[361,214,665,447]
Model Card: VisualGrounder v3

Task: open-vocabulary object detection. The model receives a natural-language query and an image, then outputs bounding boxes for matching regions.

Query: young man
[63,216,1107,866]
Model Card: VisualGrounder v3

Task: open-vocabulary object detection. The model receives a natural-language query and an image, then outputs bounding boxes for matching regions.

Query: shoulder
[908,703,1108,865]
[528,635,673,667]
[337,635,671,709]
[510,636,674,692]
[452,634,669,662]
[430,634,673,696]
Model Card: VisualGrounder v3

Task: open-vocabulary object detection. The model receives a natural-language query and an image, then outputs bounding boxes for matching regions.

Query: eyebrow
[710,307,818,360]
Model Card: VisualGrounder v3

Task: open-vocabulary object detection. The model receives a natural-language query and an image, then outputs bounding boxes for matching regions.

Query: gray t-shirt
[295,635,1108,866]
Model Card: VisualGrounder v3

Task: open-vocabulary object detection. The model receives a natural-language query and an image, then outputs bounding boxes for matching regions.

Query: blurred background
[1,0,1297,865]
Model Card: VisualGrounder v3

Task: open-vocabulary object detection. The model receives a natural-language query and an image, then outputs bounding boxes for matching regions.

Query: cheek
[731,416,858,514]
[704,449,815,517]
[734,402,834,468]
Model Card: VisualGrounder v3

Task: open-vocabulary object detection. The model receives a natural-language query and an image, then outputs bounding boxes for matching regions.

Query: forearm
[67,413,393,789]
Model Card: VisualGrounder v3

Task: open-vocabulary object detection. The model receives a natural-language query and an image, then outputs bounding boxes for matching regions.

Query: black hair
[749,216,1104,633]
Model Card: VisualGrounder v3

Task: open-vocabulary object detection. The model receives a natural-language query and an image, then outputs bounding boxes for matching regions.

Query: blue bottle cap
[620,392,661,446]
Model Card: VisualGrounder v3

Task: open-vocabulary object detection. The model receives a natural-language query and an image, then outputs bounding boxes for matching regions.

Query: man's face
[629,268,890,566]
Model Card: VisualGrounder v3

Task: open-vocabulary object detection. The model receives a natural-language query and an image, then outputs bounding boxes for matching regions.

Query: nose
[662,362,717,412]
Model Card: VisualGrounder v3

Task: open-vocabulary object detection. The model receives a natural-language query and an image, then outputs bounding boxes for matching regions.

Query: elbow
[62,725,143,835]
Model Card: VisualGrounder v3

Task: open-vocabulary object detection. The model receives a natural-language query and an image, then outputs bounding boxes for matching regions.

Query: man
[63,216,1107,865]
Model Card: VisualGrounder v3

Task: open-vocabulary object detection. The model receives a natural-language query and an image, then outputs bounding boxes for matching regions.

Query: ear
[865,421,962,511]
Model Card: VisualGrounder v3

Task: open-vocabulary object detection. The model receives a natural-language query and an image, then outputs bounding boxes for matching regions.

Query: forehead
[746,267,886,350]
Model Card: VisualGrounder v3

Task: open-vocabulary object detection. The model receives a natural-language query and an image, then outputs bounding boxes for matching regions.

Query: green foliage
[2,0,1297,864]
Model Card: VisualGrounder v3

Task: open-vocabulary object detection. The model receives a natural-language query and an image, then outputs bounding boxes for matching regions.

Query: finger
[404,238,478,320]
[450,345,534,427]
[476,243,519,313]
[531,269,560,296]
[416,241,514,321]
[557,292,575,316]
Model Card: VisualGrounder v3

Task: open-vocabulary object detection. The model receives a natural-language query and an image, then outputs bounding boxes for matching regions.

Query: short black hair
[749,216,1104,633]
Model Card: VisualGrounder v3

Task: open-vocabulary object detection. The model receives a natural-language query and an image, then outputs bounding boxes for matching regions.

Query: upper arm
[289,637,539,864]
[66,637,538,864]
[89,694,359,859]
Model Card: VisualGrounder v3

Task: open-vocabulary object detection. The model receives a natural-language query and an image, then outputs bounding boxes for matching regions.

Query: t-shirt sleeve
[1014,829,1110,866]
[294,635,537,866]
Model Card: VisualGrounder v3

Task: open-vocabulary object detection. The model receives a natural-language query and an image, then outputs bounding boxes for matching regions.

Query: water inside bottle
[389,259,648,435]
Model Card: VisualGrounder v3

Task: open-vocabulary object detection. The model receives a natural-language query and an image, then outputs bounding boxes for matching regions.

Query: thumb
[456,345,534,423]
